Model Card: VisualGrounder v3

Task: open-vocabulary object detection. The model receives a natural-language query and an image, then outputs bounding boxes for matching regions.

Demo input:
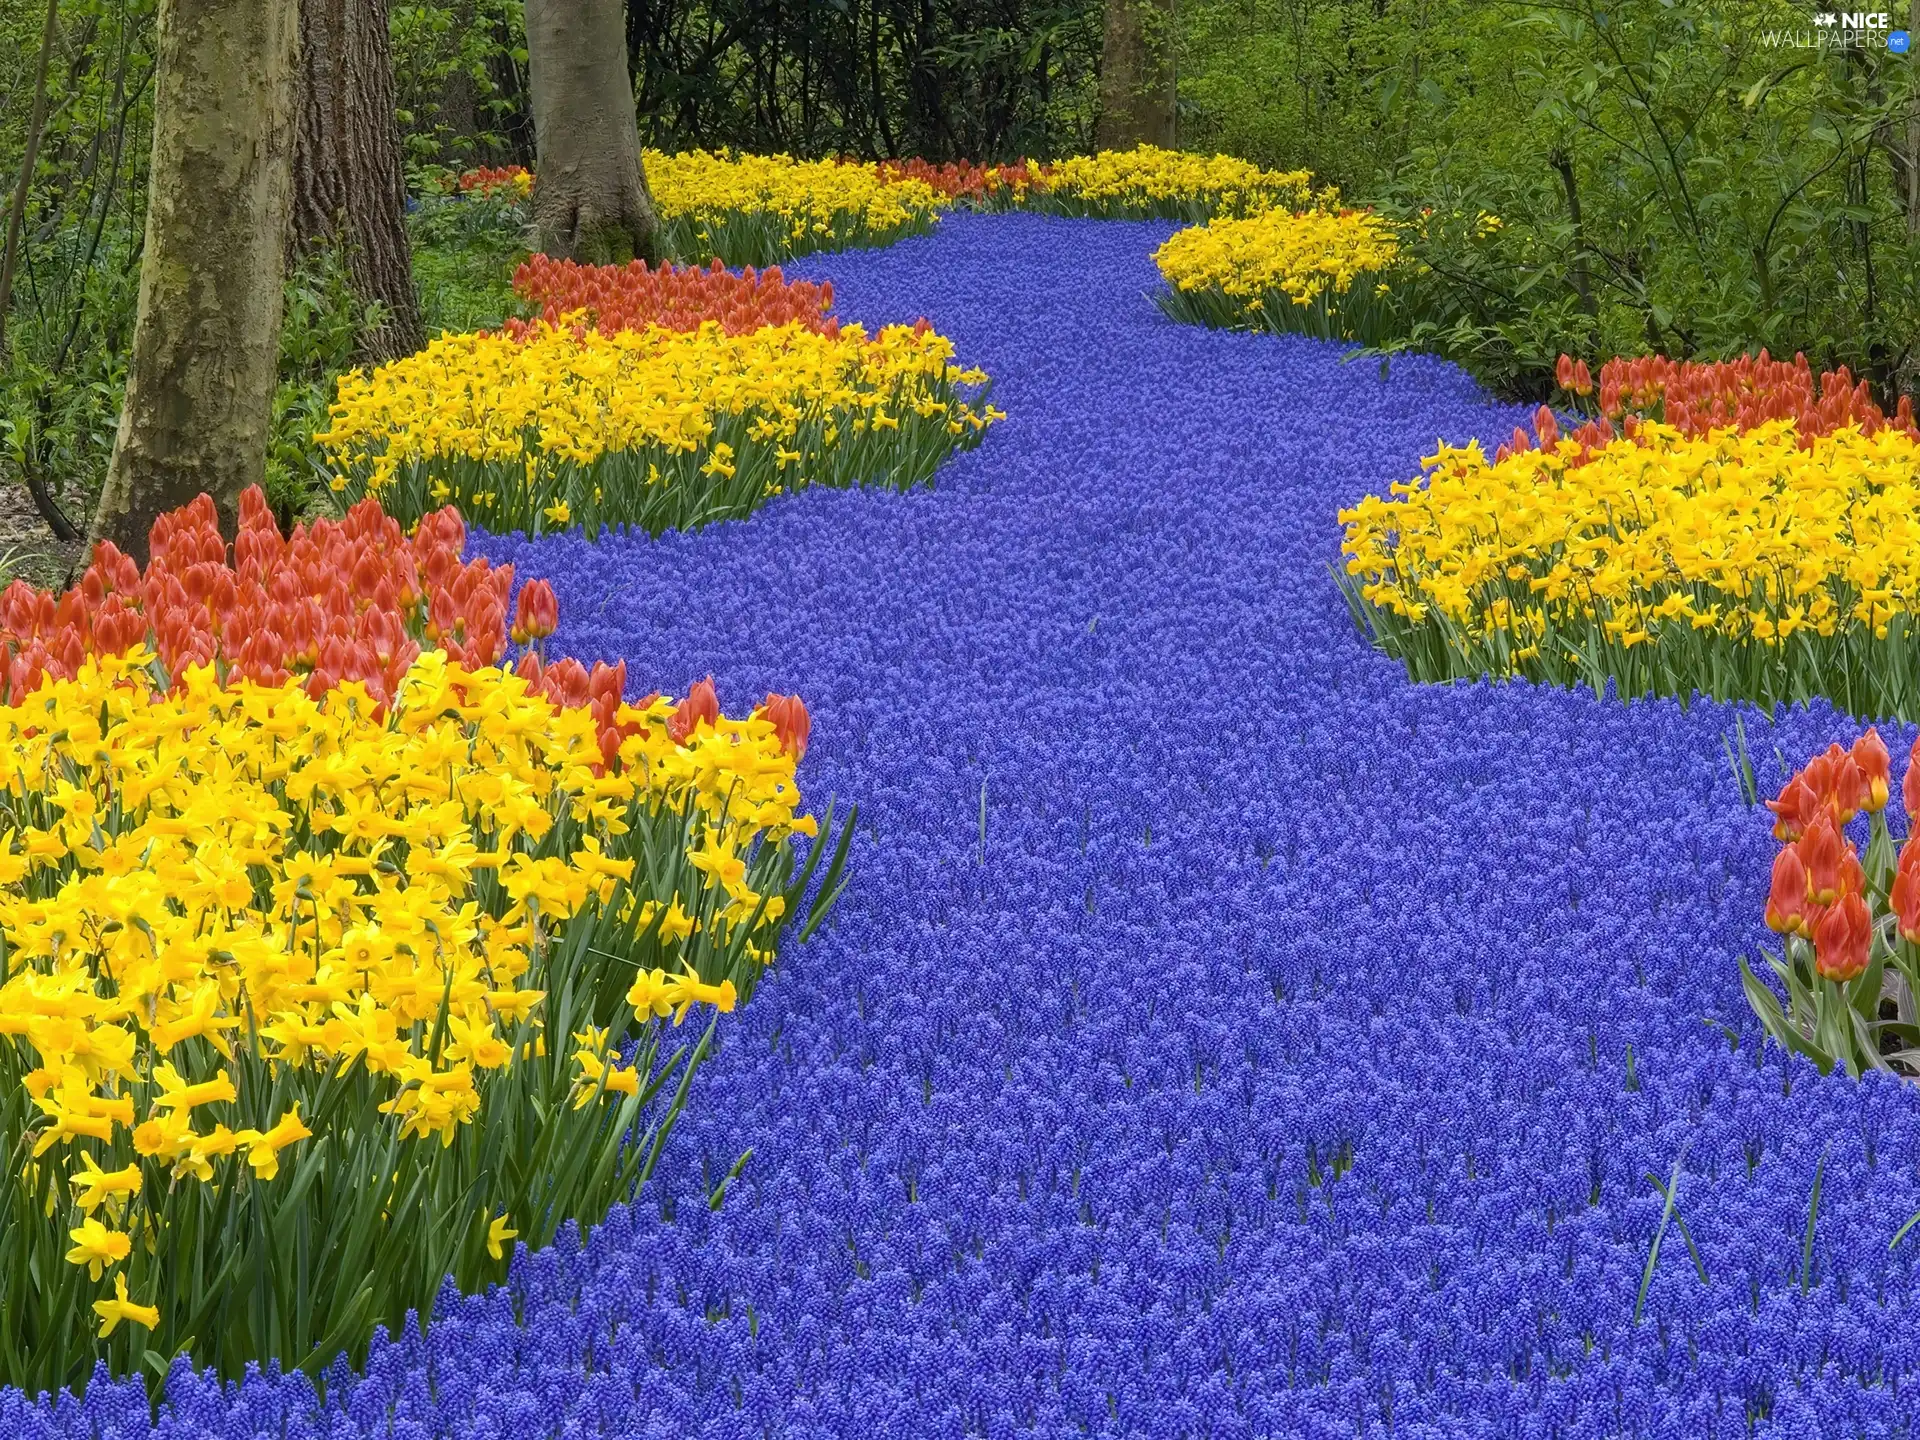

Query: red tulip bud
[1767,774,1821,843]
[1893,839,1920,942]
[512,579,559,645]
[1813,889,1871,983]
[667,676,720,745]
[763,692,811,760]
[1797,816,1849,906]
[1764,847,1811,936]
[541,657,591,709]
[1853,728,1891,812]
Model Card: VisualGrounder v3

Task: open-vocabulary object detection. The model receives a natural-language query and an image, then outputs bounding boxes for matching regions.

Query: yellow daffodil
[91,1273,160,1337]
[65,1218,131,1279]
[70,1154,141,1215]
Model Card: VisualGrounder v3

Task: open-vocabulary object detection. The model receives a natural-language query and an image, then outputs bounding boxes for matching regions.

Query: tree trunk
[1097,0,1177,151]
[291,0,425,362]
[89,0,300,566]
[525,0,658,264]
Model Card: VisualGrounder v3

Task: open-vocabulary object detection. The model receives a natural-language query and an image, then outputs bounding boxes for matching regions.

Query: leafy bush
[1177,0,1920,402]
[407,189,527,337]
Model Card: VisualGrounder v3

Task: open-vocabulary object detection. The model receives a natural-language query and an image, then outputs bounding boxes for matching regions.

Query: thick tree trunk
[525,0,658,264]
[89,0,300,566]
[292,0,425,362]
[1097,0,1177,151]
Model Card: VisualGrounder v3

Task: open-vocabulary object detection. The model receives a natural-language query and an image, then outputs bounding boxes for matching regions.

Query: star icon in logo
[1814,11,1837,23]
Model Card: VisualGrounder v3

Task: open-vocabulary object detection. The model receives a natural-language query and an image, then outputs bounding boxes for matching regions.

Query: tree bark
[88,0,300,565]
[1097,0,1177,150]
[525,0,658,264]
[291,0,425,362]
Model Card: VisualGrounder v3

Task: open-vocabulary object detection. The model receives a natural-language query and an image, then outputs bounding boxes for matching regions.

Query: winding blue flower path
[30,215,1920,1438]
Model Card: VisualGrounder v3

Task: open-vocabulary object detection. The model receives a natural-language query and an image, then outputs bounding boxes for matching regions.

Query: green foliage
[625,1,1100,161]
[0,0,156,538]
[1178,0,1920,400]
[390,0,532,169]
[267,249,387,527]
[406,190,527,336]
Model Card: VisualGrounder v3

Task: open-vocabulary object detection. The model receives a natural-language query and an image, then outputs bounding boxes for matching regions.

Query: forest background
[0,0,1916,567]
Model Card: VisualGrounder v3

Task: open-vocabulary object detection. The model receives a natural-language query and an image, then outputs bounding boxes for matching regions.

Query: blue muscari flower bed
[13,213,1920,1438]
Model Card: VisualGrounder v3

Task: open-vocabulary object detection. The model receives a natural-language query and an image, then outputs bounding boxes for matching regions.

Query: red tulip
[586,659,626,711]
[1768,774,1822,843]
[667,676,719,745]
[1804,743,1869,824]
[763,692,811,760]
[1906,737,1920,822]
[1765,846,1812,935]
[540,657,591,709]
[1797,816,1851,906]
[1854,729,1892,812]
[1813,890,1872,982]
[1893,839,1920,942]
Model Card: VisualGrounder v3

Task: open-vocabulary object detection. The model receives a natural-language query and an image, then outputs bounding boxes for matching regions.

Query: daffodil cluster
[644,149,947,265]
[318,318,1001,536]
[1152,206,1405,341]
[1027,145,1325,221]
[0,646,841,1390]
[1339,419,1920,716]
